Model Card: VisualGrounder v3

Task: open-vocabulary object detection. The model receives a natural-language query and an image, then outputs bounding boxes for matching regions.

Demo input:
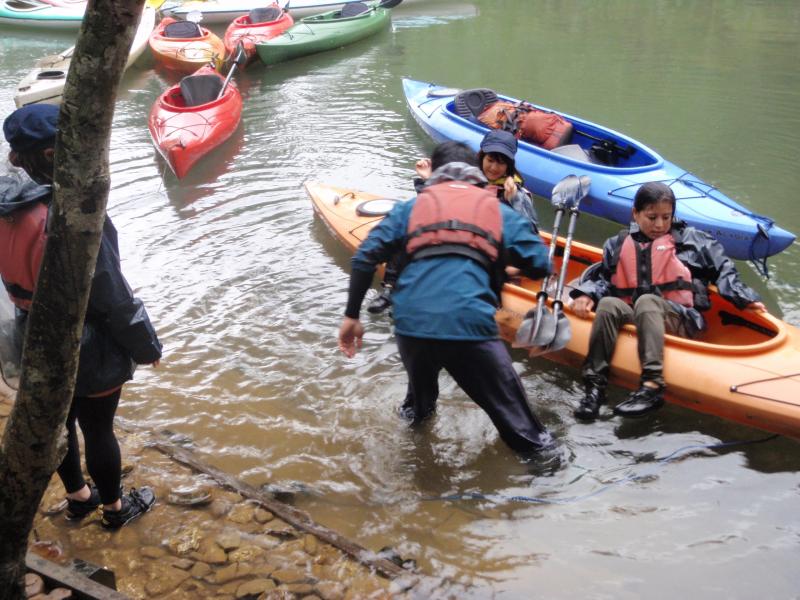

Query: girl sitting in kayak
[368,129,538,313]
[570,181,765,421]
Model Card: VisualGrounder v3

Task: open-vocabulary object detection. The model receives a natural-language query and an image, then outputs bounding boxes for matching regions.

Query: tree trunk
[0,2,145,597]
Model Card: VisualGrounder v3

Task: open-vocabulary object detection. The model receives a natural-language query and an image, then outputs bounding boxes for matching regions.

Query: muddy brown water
[2,1,800,597]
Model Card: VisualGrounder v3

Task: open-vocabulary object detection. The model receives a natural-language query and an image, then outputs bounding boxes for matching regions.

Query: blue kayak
[402,78,795,263]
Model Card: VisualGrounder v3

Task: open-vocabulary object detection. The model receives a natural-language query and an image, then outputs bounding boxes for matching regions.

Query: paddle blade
[550,174,580,208]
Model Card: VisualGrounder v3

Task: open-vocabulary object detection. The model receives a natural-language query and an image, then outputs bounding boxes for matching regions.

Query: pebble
[235,578,275,597]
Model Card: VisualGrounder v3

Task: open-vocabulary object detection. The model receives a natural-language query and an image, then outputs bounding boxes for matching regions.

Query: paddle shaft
[551,206,580,309]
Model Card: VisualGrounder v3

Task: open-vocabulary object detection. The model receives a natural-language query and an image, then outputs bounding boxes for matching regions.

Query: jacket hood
[0,175,51,217]
[425,162,488,187]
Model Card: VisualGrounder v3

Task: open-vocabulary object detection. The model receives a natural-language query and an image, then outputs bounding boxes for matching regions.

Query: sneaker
[613,384,665,417]
[367,288,393,314]
[65,486,101,521]
[101,487,156,530]
[574,385,606,421]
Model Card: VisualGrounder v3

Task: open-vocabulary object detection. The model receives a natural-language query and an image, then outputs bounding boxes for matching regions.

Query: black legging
[56,388,122,505]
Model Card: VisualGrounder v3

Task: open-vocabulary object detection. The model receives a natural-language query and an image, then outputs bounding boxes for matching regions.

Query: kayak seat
[551,144,596,163]
[180,74,223,107]
[249,6,282,24]
[163,20,203,39]
[340,2,370,17]
[37,70,66,80]
[454,89,499,119]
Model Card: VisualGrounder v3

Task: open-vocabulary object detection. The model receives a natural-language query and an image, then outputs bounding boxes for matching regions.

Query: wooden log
[144,432,412,581]
[25,553,129,600]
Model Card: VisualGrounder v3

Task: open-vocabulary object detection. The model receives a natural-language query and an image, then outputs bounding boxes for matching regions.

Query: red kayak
[148,65,243,179]
[223,4,294,64]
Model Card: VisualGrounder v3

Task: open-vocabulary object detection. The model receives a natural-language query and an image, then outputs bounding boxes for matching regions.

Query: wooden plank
[146,434,411,581]
[25,553,129,600]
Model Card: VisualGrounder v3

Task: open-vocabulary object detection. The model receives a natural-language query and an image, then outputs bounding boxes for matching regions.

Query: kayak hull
[305,181,800,440]
[223,9,294,63]
[13,8,155,108]
[148,66,243,179]
[402,78,796,262]
[164,0,412,23]
[149,17,226,74]
[255,5,390,65]
[0,0,85,28]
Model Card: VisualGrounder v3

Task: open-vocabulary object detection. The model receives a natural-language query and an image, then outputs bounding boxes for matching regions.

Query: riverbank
[0,381,430,599]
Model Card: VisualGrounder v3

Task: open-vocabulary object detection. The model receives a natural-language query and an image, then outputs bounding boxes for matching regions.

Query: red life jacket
[611,232,694,307]
[0,202,48,311]
[477,101,573,150]
[406,181,502,269]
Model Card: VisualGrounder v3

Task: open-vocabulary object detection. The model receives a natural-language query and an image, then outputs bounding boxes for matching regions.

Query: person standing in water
[338,140,554,455]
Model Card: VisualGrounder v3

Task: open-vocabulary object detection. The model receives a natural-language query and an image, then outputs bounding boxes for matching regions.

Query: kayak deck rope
[421,434,779,506]
[730,372,800,404]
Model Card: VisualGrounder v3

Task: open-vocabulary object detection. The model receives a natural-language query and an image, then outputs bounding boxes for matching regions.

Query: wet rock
[254,508,274,524]
[0,402,11,417]
[168,526,202,556]
[193,540,227,565]
[29,540,64,563]
[144,565,191,596]
[25,573,44,597]
[167,485,213,507]
[215,532,242,552]
[303,534,318,556]
[314,581,346,600]
[264,519,298,540]
[228,544,266,563]
[214,563,242,584]
[270,567,307,585]
[305,596,323,600]
[227,503,256,525]
[171,558,195,570]
[209,498,232,519]
[235,578,276,597]
[140,545,167,559]
[284,583,314,595]
[190,561,211,579]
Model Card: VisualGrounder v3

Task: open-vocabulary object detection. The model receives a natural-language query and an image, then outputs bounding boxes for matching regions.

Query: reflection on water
[2,0,800,597]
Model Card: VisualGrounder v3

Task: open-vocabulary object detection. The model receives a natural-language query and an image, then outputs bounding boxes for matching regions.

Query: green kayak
[254,1,391,65]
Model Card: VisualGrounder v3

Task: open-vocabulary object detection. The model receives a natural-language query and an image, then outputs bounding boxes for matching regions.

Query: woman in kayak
[570,181,765,421]
[368,129,538,313]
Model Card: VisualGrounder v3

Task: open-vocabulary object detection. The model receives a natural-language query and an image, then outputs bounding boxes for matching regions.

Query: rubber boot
[613,384,665,417]
[367,285,393,314]
[574,384,606,421]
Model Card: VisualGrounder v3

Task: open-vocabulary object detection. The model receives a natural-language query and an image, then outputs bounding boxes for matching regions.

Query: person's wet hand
[415,158,432,180]
[571,295,594,318]
[503,176,517,199]
[151,359,160,368]
[747,301,767,313]
[338,317,364,358]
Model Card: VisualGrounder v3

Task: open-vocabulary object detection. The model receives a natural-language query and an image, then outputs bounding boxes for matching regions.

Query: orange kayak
[223,5,294,64]
[305,181,800,440]
[148,65,242,179]
[149,17,225,74]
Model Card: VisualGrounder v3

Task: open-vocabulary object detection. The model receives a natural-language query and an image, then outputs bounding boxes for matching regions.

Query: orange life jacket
[406,181,502,269]
[611,232,694,307]
[478,101,573,150]
[0,202,48,311]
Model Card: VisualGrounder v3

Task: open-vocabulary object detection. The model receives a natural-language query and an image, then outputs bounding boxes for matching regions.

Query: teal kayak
[0,0,85,29]
[254,1,390,65]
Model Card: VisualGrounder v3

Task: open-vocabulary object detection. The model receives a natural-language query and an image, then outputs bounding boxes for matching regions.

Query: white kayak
[13,7,155,108]
[162,0,421,23]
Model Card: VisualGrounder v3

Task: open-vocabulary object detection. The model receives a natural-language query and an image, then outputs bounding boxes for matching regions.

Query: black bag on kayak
[164,20,203,39]
[340,2,369,17]
[180,74,223,107]
[249,6,282,23]
[454,88,499,119]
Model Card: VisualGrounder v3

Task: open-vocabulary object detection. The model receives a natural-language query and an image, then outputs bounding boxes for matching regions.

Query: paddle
[218,43,247,100]
[513,175,580,349]
[377,0,404,8]
[529,175,591,356]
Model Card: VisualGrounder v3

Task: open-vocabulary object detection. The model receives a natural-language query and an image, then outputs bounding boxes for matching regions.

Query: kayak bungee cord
[419,434,780,506]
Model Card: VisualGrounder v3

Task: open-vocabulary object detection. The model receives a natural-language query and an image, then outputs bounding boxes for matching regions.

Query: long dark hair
[633,181,676,214]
